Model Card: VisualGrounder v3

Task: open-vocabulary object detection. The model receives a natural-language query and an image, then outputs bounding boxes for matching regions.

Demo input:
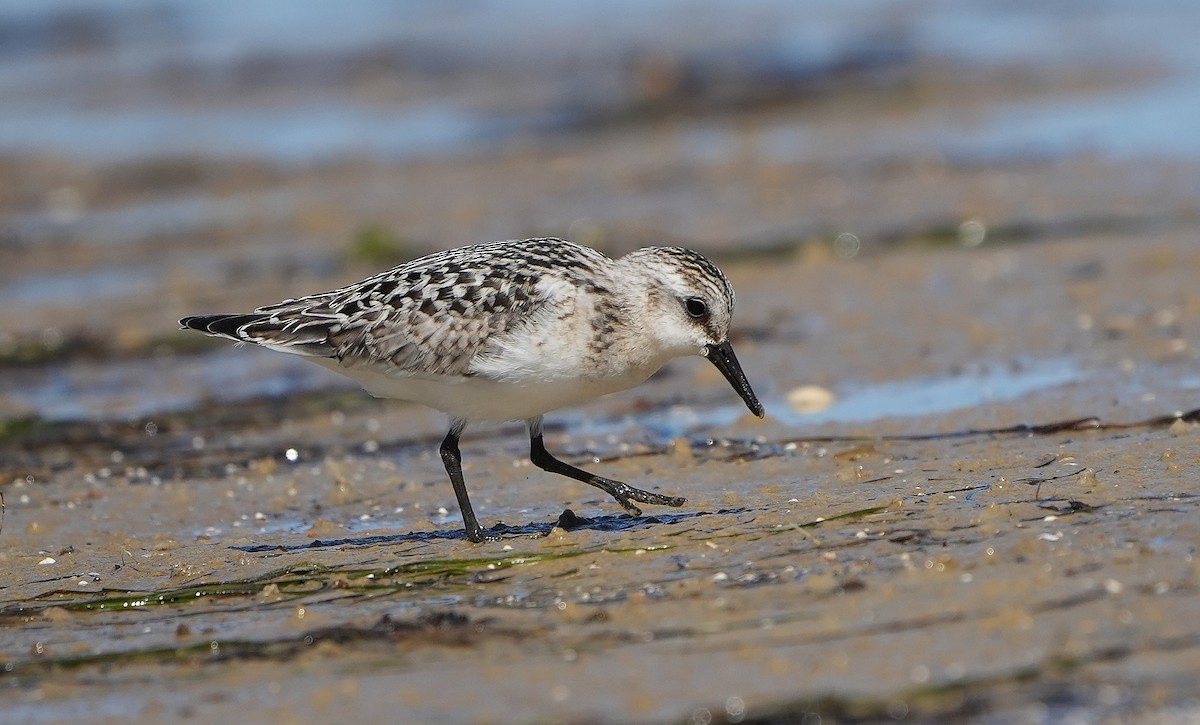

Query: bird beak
[704,341,765,418]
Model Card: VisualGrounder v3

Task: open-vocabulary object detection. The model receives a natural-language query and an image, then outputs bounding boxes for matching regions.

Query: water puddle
[567,357,1081,441]
[5,190,293,250]
[0,101,547,164]
[2,347,353,422]
[768,357,1081,427]
[935,76,1200,162]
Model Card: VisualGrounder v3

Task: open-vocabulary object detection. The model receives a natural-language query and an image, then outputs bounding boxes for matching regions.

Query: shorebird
[181,238,763,541]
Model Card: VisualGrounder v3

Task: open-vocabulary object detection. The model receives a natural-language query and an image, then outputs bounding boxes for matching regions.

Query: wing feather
[181,239,607,378]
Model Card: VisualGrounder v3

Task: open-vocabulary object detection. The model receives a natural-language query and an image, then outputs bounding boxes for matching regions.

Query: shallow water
[608,357,1084,439]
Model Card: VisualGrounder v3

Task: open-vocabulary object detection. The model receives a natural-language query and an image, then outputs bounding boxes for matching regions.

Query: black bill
[704,340,765,418]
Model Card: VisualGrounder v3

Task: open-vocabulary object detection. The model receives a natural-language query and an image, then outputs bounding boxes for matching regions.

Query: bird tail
[179,313,270,342]
[180,312,337,357]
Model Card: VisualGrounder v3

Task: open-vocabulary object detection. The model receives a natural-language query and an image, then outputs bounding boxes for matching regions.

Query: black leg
[528,430,686,516]
[439,421,486,542]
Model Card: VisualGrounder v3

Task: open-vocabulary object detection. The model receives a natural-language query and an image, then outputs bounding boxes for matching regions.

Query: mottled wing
[235,239,597,378]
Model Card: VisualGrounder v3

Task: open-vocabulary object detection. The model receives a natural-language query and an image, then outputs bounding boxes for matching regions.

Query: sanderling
[181,237,763,541]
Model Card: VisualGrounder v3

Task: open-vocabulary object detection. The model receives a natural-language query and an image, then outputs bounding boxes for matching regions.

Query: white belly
[309,357,660,422]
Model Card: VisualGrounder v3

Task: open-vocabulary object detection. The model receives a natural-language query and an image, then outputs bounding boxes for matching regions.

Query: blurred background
[2,0,1200,422]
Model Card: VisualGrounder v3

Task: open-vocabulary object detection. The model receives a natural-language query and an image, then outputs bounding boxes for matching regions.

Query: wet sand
[3,3,1200,723]
[5,235,1200,724]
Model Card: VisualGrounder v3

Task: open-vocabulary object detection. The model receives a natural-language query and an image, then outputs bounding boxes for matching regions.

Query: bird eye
[684,297,708,318]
